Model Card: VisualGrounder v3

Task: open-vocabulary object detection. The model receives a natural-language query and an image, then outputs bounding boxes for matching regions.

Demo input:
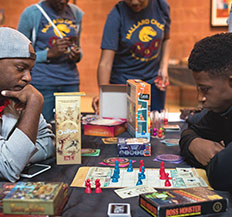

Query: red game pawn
[159,161,165,175]
[139,160,144,172]
[164,174,171,187]
[95,179,102,193]
[85,179,92,194]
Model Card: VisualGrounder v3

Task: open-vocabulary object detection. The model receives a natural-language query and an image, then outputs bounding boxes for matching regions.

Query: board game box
[139,187,228,217]
[117,137,151,157]
[54,92,85,165]
[83,116,127,137]
[3,182,68,216]
[127,79,151,141]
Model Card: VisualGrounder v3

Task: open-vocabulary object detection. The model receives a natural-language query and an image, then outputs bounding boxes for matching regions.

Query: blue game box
[117,138,151,157]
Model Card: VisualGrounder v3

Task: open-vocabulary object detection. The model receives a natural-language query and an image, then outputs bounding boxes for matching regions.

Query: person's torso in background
[103,0,170,84]
[31,1,79,86]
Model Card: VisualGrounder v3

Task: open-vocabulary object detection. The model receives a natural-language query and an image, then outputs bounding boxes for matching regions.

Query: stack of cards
[114,185,156,199]
[160,138,179,147]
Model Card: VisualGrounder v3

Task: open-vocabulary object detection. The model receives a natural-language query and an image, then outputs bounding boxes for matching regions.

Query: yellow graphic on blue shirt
[126,18,164,62]
[41,18,77,48]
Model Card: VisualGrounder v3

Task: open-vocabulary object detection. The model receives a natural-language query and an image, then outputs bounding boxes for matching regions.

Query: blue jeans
[33,84,79,122]
[150,83,166,111]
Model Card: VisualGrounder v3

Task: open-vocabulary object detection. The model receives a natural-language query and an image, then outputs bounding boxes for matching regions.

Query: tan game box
[54,92,85,165]
[127,79,151,140]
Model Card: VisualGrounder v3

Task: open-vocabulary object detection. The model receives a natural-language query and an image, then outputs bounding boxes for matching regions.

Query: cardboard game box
[117,137,151,157]
[83,117,127,137]
[100,84,127,119]
[139,187,228,217]
[3,182,68,216]
[127,79,151,140]
[54,92,85,165]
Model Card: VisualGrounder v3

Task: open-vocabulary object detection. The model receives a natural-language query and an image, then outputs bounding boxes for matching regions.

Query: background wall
[0,0,228,98]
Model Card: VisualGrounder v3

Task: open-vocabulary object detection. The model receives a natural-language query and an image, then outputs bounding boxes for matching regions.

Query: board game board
[71,167,209,189]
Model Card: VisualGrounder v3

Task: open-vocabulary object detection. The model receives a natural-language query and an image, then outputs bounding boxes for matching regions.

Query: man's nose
[197,92,206,103]
[22,70,32,83]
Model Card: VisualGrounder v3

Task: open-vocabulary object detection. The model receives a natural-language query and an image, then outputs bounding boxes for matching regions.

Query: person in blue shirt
[18,0,84,122]
[92,0,171,113]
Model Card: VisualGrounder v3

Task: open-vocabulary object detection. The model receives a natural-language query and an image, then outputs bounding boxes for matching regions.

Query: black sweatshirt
[179,108,232,191]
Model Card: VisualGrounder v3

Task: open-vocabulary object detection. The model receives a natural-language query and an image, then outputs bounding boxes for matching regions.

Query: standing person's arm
[158,38,171,89]
[97,49,115,86]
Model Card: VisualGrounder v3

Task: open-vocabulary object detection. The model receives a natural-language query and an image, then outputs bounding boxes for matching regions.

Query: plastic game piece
[139,160,144,172]
[127,160,133,172]
[160,161,166,180]
[112,169,120,179]
[153,127,157,136]
[85,179,92,194]
[136,173,143,186]
[164,174,171,187]
[95,179,102,193]
[112,176,119,183]
[140,166,146,179]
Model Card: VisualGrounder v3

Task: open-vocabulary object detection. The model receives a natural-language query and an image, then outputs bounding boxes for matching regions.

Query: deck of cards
[107,203,131,217]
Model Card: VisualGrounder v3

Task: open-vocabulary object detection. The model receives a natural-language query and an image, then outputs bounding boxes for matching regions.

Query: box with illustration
[54,92,85,165]
[117,138,151,157]
[127,79,151,140]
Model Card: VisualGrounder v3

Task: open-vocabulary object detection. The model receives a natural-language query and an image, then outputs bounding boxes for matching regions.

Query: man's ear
[229,75,232,88]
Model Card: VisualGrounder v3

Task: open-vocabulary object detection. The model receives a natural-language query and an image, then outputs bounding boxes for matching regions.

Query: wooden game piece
[85,179,92,194]
[95,179,102,193]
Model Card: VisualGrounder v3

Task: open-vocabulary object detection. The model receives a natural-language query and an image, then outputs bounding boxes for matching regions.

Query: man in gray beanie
[0,27,55,182]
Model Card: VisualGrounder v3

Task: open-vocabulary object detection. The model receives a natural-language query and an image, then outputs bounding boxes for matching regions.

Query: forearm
[29,115,55,162]
[179,128,204,168]
[17,95,44,144]
[159,38,171,72]
[97,64,111,87]
[97,49,115,87]
[207,142,232,191]
[0,129,37,182]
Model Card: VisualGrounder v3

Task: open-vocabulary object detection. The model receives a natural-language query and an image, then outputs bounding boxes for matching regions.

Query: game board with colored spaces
[70,166,208,189]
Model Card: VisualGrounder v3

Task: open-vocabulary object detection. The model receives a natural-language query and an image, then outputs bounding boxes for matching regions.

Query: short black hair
[188,33,232,78]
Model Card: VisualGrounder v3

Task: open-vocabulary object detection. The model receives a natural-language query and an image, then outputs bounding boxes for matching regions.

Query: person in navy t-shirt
[92,0,171,113]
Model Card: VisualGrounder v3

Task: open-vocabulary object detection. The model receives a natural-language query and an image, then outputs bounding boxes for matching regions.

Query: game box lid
[3,182,67,215]
[139,187,228,217]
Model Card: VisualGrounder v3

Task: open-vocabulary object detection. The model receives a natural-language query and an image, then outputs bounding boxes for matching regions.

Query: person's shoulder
[68,3,84,15]
[20,3,40,15]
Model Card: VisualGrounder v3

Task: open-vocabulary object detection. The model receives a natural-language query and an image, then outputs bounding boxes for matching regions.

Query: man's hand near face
[189,138,225,166]
[1,84,44,143]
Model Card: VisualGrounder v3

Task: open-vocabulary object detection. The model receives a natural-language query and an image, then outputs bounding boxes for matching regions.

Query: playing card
[102,137,118,144]
[114,185,156,199]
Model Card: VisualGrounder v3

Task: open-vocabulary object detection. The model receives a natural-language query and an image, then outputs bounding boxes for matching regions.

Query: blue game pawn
[112,169,119,178]
[112,176,118,183]
[115,160,120,174]
[127,160,133,172]
[136,173,143,186]
[141,166,146,179]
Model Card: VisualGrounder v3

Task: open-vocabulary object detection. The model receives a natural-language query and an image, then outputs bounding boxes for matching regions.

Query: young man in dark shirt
[179,33,232,191]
